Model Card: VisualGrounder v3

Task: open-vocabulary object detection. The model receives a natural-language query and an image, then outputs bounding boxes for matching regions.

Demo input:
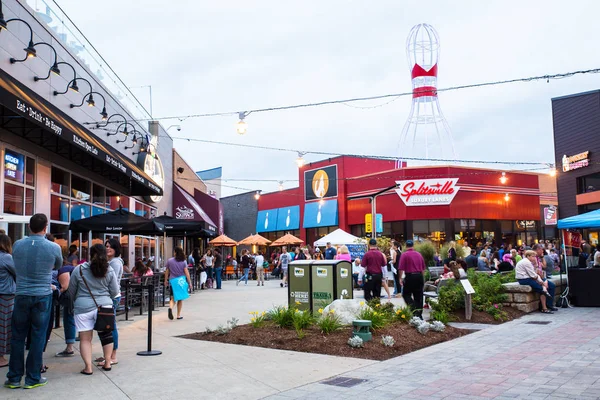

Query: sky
[48,0,600,196]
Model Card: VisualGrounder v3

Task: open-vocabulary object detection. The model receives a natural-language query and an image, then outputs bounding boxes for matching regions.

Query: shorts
[75,309,97,332]
[282,267,288,277]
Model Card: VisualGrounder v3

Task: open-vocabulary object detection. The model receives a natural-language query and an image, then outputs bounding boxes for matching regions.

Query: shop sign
[516,220,536,230]
[4,149,24,183]
[304,165,337,201]
[562,151,589,172]
[395,178,460,206]
[175,205,194,220]
[294,267,305,277]
[544,206,557,226]
[290,291,309,303]
[316,267,328,277]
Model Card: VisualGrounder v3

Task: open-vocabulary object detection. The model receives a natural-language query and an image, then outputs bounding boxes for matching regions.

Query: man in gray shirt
[5,214,62,390]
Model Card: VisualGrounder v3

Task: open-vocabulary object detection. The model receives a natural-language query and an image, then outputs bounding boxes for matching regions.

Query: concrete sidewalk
[5,279,598,400]
[4,279,375,400]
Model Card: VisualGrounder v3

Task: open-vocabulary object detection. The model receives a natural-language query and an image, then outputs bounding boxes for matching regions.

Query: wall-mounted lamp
[107,122,129,137]
[96,113,129,129]
[236,111,250,135]
[117,128,138,143]
[35,60,75,81]
[70,91,108,120]
[12,40,58,65]
[500,172,507,184]
[0,14,36,63]
[53,77,92,96]
[125,132,147,150]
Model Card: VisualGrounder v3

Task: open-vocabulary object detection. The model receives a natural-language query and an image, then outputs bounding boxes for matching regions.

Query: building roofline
[551,89,600,102]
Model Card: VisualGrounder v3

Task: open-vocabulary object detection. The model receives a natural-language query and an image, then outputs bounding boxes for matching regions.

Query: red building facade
[257,156,557,247]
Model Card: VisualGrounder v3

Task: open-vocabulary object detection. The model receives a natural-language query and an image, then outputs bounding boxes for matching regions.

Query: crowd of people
[0,213,193,390]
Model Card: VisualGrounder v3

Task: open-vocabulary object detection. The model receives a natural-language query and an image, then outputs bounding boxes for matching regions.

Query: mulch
[178,321,473,361]
[449,306,525,325]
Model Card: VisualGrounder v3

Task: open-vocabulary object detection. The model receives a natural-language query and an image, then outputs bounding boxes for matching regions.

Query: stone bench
[502,276,566,312]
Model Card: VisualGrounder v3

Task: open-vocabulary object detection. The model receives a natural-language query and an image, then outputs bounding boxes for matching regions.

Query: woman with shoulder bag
[165,247,192,320]
[67,244,120,375]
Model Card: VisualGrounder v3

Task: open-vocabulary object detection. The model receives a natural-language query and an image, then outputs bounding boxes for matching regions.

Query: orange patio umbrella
[209,234,238,247]
[237,234,272,246]
[270,233,304,247]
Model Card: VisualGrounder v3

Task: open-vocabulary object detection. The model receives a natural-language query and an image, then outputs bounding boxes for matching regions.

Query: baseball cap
[406,240,414,247]
[315,248,321,252]
[368,238,377,246]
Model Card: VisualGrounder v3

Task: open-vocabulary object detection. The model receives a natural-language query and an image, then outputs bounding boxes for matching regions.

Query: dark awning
[70,206,164,234]
[0,68,162,197]
[173,183,217,234]
[152,213,215,237]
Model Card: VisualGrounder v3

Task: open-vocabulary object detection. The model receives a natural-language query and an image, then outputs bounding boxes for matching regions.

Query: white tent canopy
[313,228,365,247]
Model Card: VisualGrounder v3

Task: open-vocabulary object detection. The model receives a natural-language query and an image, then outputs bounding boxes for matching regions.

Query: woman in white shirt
[516,250,556,314]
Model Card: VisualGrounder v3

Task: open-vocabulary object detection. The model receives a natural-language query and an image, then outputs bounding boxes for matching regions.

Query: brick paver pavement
[266,307,600,400]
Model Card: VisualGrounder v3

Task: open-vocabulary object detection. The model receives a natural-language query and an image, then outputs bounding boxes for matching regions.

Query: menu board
[346,244,367,261]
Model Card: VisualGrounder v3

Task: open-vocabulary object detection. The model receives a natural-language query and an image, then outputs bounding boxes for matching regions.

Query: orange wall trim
[576,191,600,206]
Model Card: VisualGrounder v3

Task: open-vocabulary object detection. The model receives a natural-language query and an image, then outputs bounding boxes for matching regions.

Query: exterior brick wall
[221,192,258,241]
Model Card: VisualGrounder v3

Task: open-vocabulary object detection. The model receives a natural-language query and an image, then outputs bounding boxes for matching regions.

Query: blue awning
[276,206,300,231]
[557,209,600,229]
[303,199,338,228]
[256,209,279,232]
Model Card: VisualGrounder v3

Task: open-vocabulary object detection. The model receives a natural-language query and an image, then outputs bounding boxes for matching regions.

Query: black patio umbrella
[69,206,165,234]
[152,213,213,237]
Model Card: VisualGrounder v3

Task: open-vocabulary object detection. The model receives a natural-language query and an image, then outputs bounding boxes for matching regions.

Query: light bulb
[500,172,507,184]
[295,156,305,168]
[278,181,284,191]
[254,191,260,200]
[236,120,247,135]
[549,168,557,177]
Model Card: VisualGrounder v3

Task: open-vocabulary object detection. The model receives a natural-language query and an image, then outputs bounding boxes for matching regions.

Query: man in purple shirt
[360,239,387,301]
[399,240,426,318]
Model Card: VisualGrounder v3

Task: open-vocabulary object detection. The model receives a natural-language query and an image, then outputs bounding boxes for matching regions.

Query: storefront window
[50,223,69,255]
[92,184,105,207]
[51,195,69,222]
[71,201,90,221]
[3,183,24,215]
[2,150,35,216]
[106,190,120,210]
[413,220,446,247]
[51,167,70,196]
[71,175,91,201]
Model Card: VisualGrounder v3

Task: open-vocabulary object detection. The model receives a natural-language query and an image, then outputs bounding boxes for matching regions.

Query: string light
[549,167,557,177]
[500,172,507,184]
[278,181,284,191]
[236,112,248,135]
[504,193,510,202]
[254,190,261,200]
[115,67,600,123]
[295,152,306,168]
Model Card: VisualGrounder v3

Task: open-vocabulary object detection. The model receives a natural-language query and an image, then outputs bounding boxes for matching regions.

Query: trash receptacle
[310,262,335,315]
[333,260,353,300]
[287,260,312,312]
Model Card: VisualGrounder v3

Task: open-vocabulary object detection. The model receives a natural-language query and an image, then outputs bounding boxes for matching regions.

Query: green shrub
[431,281,464,314]
[440,242,466,260]
[414,241,436,266]
[268,305,295,328]
[484,303,509,321]
[357,307,389,330]
[470,273,508,307]
[292,309,314,331]
[317,313,343,334]
[394,306,414,323]
[249,311,267,328]
[431,309,452,324]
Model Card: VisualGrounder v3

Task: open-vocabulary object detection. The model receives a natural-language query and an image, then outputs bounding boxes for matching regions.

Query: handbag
[169,275,190,301]
[80,267,115,332]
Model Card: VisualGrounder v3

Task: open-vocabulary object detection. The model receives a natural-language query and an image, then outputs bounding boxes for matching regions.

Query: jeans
[63,311,76,345]
[111,297,120,350]
[239,268,249,284]
[7,294,52,385]
[214,267,223,289]
[518,278,555,308]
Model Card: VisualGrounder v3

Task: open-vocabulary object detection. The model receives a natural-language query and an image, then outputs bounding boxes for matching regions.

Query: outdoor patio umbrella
[237,234,272,246]
[269,233,303,247]
[69,206,164,234]
[209,234,238,247]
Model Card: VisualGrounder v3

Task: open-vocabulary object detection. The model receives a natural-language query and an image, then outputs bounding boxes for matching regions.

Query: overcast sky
[52,0,600,196]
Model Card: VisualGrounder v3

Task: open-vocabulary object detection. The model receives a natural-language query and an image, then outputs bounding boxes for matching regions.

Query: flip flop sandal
[80,370,93,375]
[95,357,106,363]
[177,316,183,320]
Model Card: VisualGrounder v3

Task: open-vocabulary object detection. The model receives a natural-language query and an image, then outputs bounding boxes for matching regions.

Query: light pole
[348,184,399,239]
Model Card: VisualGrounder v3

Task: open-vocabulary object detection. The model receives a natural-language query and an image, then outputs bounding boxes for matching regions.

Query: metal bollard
[137,283,162,357]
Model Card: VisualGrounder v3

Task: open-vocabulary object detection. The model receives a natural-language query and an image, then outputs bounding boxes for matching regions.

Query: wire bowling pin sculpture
[397,23,457,167]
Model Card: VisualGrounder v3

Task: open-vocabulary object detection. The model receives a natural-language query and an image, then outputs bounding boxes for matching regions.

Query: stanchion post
[137,283,162,356]
[125,279,130,321]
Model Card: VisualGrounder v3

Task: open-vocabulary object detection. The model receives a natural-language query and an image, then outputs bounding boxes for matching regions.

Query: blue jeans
[63,311,76,345]
[239,268,249,284]
[111,297,120,350]
[214,267,223,289]
[518,278,555,308]
[7,294,52,386]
